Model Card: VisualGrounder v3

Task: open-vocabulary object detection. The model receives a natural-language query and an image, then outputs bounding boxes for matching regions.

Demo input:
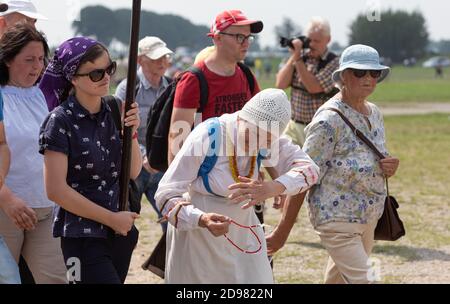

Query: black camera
[280,36,311,49]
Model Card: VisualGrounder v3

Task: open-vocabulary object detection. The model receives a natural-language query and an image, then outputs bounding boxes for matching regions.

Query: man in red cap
[168,9,263,164]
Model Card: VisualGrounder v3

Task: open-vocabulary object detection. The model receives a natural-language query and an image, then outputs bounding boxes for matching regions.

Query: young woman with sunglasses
[268,45,400,284]
[38,37,142,284]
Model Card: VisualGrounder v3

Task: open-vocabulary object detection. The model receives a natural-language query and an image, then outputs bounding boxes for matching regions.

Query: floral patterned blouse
[303,98,389,228]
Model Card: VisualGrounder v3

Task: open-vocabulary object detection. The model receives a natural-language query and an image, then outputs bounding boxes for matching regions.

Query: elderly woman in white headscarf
[155,88,319,284]
[268,45,400,284]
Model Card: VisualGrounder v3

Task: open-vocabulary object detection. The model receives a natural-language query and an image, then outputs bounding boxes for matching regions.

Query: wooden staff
[119,0,141,211]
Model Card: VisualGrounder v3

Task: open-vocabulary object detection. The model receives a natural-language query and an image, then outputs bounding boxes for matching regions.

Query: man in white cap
[115,36,173,232]
[0,0,47,37]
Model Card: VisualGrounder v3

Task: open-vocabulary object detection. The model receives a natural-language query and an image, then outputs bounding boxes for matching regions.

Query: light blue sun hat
[332,44,390,83]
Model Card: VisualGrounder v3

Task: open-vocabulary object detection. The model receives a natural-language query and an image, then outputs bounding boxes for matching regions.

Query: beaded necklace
[224,129,261,254]
[226,131,256,182]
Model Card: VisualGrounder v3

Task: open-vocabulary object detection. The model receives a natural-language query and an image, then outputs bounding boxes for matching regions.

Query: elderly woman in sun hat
[155,88,319,284]
[267,44,400,284]
[304,44,399,283]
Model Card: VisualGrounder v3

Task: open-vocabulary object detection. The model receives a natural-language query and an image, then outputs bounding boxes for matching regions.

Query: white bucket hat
[239,88,291,136]
[138,36,173,60]
[332,44,390,83]
[0,0,47,20]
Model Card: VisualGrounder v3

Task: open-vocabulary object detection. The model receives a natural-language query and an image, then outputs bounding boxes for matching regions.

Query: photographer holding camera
[276,17,339,147]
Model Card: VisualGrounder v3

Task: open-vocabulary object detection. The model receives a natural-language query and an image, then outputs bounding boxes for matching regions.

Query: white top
[1,85,53,208]
[155,112,320,231]
[156,112,319,284]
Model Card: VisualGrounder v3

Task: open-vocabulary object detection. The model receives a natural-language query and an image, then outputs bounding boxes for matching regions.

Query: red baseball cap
[208,10,263,37]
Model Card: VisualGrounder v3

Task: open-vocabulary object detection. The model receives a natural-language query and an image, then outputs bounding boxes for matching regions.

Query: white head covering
[239,88,291,136]
[0,0,47,20]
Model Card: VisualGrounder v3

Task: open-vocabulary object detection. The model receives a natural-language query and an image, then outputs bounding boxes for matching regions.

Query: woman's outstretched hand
[228,176,286,209]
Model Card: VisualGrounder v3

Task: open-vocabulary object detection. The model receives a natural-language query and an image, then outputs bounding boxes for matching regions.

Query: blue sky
[36,0,450,48]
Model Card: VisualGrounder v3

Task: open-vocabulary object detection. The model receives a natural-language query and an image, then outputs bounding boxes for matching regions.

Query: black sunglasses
[75,61,117,82]
[350,69,382,79]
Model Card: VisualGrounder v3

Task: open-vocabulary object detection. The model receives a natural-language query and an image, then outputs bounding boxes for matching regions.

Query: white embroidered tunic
[155,112,319,283]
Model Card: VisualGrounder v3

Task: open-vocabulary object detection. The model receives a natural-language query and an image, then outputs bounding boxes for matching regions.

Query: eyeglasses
[218,32,255,44]
[350,69,382,79]
[74,61,117,82]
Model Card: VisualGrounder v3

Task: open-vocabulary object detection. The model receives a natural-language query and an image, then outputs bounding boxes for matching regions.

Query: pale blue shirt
[1,85,53,208]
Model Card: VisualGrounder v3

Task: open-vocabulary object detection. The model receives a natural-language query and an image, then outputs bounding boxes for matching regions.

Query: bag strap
[237,62,256,95]
[325,108,385,159]
[104,96,122,133]
[198,118,223,197]
[187,66,209,113]
[324,107,391,195]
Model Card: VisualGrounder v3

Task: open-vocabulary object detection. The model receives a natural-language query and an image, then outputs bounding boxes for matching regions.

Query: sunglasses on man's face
[75,61,117,82]
[350,69,382,79]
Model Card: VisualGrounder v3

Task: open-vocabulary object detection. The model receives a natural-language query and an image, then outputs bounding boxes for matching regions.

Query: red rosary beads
[223,220,262,254]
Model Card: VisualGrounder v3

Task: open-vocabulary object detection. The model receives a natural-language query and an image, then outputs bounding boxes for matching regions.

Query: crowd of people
[0,1,399,284]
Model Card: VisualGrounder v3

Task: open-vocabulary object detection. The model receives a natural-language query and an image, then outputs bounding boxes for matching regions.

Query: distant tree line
[349,10,429,63]
[73,6,211,51]
[75,6,433,62]
[72,6,261,52]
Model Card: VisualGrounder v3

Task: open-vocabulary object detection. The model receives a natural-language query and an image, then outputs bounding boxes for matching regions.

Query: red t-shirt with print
[173,61,260,121]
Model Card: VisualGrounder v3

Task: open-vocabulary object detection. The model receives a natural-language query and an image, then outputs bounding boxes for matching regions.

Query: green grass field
[127,113,450,283]
[112,63,450,105]
[266,113,450,283]
[257,65,450,104]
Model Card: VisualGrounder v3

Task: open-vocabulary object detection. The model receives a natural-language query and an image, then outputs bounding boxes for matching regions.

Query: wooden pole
[119,0,141,211]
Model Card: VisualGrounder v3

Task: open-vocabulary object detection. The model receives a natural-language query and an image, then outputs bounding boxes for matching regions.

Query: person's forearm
[265,167,279,180]
[276,192,306,235]
[47,184,114,227]
[130,137,142,180]
[276,57,295,89]
[167,135,176,165]
[0,144,10,179]
[293,60,323,93]
[0,184,16,209]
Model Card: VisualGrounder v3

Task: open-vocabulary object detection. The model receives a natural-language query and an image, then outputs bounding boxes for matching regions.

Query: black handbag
[326,108,405,241]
